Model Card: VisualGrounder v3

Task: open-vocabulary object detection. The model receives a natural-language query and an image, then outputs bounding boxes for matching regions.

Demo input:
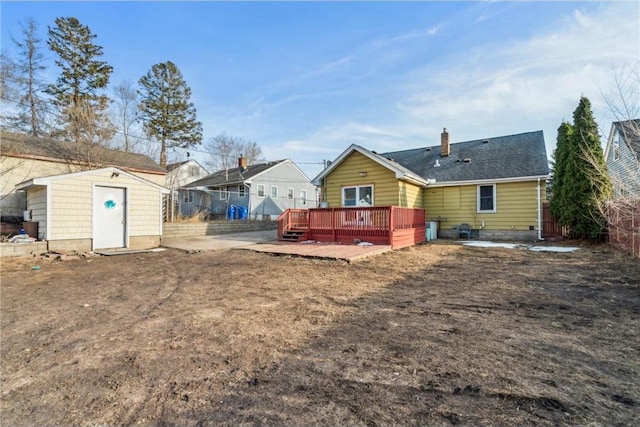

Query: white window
[342,185,373,207]
[220,187,227,200]
[613,143,619,161]
[477,184,496,213]
[257,184,265,197]
[287,188,294,200]
[239,186,246,198]
[183,190,194,204]
[188,165,199,177]
[271,186,278,198]
[300,190,307,206]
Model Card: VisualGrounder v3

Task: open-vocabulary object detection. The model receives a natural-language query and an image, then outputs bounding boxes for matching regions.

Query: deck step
[280,230,306,242]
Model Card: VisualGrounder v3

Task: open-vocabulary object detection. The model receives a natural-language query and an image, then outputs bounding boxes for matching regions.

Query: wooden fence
[608,200,640,258]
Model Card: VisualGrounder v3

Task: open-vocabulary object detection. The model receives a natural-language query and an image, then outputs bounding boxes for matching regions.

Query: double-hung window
[183,190,194,204]
[477,184,496,213]
[342,185,373,207]
[300,190,307,206]
[271,186,278,198]
[257,184,265,197]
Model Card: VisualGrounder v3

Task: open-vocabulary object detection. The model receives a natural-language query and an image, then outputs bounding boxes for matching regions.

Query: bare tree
[205,134,265,171]
[111,80,138,152]
[11,19,48,137]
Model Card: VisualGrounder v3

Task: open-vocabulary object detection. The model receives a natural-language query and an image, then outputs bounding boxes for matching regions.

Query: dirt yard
[1,242,639,426]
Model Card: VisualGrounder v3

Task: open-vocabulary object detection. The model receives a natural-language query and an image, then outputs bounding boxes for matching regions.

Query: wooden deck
[277,206,426,250]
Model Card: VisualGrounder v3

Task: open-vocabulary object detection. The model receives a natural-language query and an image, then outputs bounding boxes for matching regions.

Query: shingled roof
[183,160,287,188]
[0,131,165,175]
[382,130,549,184]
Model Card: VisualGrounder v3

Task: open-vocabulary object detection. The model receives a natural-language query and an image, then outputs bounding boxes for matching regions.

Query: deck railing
[278,206,426,249]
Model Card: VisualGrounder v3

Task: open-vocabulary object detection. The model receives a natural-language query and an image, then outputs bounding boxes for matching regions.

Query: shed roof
[0,131,165,175]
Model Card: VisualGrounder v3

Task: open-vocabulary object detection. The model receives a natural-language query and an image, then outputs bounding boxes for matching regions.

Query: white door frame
[92,184,128,250]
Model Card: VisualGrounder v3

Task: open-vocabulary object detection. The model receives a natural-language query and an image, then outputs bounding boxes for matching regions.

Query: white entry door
[93,186,126,249]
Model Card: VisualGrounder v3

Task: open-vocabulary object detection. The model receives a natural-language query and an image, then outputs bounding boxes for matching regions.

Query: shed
[16,167,170,252]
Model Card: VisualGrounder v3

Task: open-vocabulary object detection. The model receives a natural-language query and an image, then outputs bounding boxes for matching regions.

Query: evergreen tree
[549,122,573,224]
[551,97,612,239]
[569,96,611,238]
[137,61,202,166]
[46,17,113,143]
[11,19,48,136]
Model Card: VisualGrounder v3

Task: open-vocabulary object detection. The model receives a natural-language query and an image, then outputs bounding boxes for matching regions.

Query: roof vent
[463,158,471,163]
[434,159,440,167]
[482,139,489,143]
[426,147,431,151]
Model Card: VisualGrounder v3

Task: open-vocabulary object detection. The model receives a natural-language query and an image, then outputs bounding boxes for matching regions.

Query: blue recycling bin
[237,206,248,220]
[227,205,236,221]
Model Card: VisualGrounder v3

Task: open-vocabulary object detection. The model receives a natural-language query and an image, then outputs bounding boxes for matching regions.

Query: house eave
[425,174,548,187]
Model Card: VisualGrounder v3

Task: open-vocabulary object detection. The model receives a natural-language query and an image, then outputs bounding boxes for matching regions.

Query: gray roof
[0,131,165,174]
[183,160,286,188]
[614,119,640,158]
[381,130,549,183]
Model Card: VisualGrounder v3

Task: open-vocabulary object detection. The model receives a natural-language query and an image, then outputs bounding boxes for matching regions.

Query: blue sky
[1,1,639,178]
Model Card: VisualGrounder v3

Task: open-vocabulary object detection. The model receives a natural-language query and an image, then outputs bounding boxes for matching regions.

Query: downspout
[245,183,251,218]
[537,177,544,241]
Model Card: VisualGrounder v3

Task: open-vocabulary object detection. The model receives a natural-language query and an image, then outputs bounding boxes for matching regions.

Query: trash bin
[237,206,248,220]
[227,205,236,221]
[22,221,38,239]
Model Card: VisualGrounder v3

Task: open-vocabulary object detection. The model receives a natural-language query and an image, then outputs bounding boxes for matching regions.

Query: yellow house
[313,129,549,241]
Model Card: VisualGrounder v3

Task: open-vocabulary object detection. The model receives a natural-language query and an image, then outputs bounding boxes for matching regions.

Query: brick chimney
[440,128,450,157]
[238,155,247,170]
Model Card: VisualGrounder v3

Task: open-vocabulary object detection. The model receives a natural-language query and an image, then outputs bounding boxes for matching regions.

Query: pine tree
[11,19,47,136]
[549,121,573,225]
[137,61,202,167]
[551,97,612,239]
[46,17,113,143]
[569,96,612,238]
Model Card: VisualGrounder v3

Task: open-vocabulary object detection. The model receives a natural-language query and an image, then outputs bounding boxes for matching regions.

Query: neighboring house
[1,131,166,219]
[16,167,169,251]
[181,156,318,219]
[603,119,640,199]
[313,129,550,241]
[165,159,209,219]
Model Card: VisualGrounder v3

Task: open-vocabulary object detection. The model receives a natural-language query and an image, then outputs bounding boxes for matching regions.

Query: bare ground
[1,242,639,426]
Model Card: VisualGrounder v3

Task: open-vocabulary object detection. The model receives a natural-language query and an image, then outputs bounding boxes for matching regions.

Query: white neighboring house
[165,159,209,219]
[181,156,319,220]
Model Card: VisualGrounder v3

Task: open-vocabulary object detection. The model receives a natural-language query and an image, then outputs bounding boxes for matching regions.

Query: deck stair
[280,229,307,242]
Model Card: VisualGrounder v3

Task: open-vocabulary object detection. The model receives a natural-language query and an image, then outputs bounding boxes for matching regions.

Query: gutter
[537,177,544,241]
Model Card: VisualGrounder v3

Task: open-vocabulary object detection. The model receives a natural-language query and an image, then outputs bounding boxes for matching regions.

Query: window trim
[341,184,374,207]
[271,186,278,198]
[287,188,294,200]
[257,184,265,198]
[239,185,246,198]
[183,190,194,204]
[219,187,227,200]
[300,190,307,206]
[477,184,496,213]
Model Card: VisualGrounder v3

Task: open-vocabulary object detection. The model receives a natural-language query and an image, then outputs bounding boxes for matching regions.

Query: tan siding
[1,156,166,215]
[27,187,47,239]
[46,170,162,241]
[324,152,399,207]
[424,180,545,230]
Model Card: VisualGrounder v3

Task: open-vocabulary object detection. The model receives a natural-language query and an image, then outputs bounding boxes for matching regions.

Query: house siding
[398,181,424,208]
[606,128,640,199]
[27,187,47,240]
[324,152,399,207]
[1,156,165,217]
[424,180,545,232]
